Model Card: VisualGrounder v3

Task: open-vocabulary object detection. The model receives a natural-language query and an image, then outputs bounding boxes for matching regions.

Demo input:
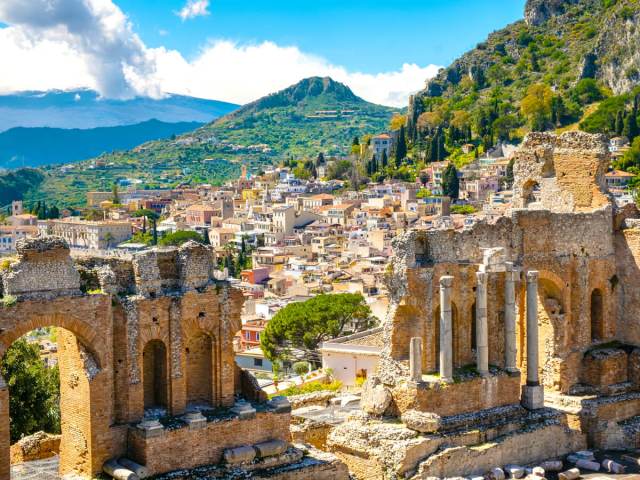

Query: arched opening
[2,326,99,478]
[522,180,541,208]
[143,340,168,412]
[185,333,214,407]
[591,288,604,342]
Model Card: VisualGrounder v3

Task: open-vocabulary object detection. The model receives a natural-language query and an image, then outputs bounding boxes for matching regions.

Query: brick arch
[0,296,114,479]
[0,307,105,369]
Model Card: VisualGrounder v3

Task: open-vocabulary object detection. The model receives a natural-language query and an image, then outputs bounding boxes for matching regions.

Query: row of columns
[408,266,543,409]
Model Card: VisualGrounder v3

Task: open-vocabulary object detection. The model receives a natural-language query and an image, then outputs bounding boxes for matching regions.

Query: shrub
[1,295,17,308]
[270,380,342,398]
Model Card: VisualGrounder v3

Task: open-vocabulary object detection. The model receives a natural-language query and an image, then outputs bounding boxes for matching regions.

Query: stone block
[137,419,164,438]
[582,348,628,388]
[400,409,441,433]
[254,439,288,458]
[269,396,292,414]
[183,411,207,430]
[360,379,392,416]
[505,465,525,479]
[628,348,640,387]
[224,445,256,465]
[232,401,257,420]
[521,385,544,410]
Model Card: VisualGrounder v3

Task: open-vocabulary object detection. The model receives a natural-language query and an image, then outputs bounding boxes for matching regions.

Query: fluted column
[409,337,422,382]
[475,271,489,376]
[504,262,518,373]
[522,270,544,409]
[439,276,454,382]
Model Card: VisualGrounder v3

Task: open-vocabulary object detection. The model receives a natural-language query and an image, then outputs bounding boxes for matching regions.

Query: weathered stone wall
[10,431,60,464]
[127,410,291,475]
[0,237,274,479]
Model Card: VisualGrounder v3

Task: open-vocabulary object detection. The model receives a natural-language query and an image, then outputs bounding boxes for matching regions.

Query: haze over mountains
[0,89,239,169]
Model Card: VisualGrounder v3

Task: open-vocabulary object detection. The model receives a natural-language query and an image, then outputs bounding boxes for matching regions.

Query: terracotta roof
[606,170,635,178]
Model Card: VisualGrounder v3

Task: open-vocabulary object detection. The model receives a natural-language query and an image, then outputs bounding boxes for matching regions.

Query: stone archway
[0,295,114,479]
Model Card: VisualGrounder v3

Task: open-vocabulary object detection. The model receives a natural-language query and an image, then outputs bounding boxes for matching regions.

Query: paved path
[11,456,59,480]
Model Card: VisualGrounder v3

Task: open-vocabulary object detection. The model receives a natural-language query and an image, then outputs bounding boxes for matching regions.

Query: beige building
[208,227,236,247]
[37,218,131,250]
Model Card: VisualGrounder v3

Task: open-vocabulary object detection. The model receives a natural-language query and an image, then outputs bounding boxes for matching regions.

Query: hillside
[0,169,45,207]
[0,120,204,169]
[0,89,238,131]
[26,77,396,207]
[406,0,640,156]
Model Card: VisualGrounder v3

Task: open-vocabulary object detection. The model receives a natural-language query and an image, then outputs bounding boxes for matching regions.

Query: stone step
[437,404,556,435]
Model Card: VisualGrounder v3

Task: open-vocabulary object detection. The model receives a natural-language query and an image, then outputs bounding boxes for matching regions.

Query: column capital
[476,271,488,284]
[504,261,514,272]
[526,270,539,283]
[439,275,454,288]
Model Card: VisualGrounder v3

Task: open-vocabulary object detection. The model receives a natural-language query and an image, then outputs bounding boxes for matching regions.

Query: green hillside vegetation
[24,77,395,207]
[0,169,45,207]
[405,0,640,163]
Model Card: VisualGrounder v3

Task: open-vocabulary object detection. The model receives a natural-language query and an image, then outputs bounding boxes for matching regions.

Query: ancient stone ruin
[327,131,640,478]
[0,239,347,479]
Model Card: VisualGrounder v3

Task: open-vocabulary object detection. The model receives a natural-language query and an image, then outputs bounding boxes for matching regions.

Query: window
[254,358,263,367]
[245,331,250,340]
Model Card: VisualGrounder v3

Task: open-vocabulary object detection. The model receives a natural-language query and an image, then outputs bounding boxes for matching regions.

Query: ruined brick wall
[127,411,291,475]
[0,238,252,478]
[379,131,623,403]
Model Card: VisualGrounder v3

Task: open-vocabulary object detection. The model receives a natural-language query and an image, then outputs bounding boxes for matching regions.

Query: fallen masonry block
[268,395,292,413]
[485,467,505,480]
[223,445,256,465]
[539,460,563,472]
[117,458,149,479]
[601,459,625,473]
[103,459,139,480]
[254,439,289,458]
[575,450,595,460]
[401,409,441,433]
[505,465,525,479]
[575,459,600,471]
[621,454,640,466]
[531,466,545,477]
[557,467,580,480]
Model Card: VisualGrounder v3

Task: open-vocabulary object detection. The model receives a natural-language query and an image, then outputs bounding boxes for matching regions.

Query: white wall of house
[321,350,379,386]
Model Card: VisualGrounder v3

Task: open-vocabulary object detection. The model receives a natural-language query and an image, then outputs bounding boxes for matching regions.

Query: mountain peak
[222,77,366,121]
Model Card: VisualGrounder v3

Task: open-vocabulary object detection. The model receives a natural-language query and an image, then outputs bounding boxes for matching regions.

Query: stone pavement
[10,456,59,479]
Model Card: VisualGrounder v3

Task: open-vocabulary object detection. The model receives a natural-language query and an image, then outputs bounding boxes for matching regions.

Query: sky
[0,0,526,107]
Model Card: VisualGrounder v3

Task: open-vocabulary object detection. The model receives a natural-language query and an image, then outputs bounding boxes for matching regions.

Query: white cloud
[176,0,210,21]
[0,0,440,107]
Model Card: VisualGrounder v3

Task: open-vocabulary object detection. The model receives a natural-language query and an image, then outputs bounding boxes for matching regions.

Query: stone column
[439,276,454,383]
[476,271,489,376]
[409,337,423,382]
[504,262,518,374]
[522,270,544,410]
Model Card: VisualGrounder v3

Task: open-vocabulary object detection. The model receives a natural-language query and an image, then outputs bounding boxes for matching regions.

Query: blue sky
[118,0,526,74]
[0,0,526,106]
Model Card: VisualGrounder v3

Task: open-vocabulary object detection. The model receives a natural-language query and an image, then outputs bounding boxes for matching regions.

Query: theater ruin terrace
[0,239,347,479]
[327,131,640,478]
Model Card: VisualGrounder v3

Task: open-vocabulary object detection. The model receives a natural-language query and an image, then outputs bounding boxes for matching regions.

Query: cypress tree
[623,112,639,142]
[381,150,388,169]
[615,110,625,136]
[395,125,407,164]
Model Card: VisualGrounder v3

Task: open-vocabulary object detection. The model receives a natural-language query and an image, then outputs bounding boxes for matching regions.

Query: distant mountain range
[0,119,205,169]
[23,77,397,206]
[0,89,239,131]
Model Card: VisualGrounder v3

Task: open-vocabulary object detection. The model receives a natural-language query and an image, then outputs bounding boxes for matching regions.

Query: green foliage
[270,380,342,398]
[158,230,204,247]
[571,79,604,105]
[618,137,640,170]
[441,164,460,200]
[1,295,17,308]
[292,361,310,376]
[451,205,476,215]
[0,169,45,207]
[261,293,374,363]
[416,188,432,199]
[1,338,60,442]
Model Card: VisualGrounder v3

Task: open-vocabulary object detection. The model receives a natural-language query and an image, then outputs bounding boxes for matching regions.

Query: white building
[320,328,383,386]
[37,218,132,250]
